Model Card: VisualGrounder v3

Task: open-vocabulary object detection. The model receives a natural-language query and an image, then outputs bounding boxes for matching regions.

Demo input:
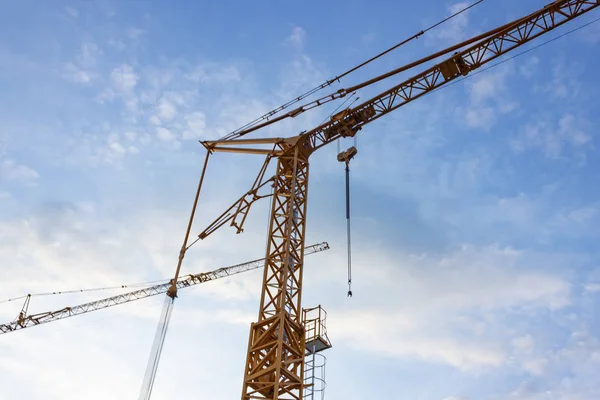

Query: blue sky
[1,1,599,399]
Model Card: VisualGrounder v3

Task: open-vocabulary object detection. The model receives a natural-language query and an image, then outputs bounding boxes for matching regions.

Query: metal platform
[306,335,332,354]
[303,305,332,354]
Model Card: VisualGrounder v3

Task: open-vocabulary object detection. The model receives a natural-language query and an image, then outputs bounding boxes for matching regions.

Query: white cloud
[111,64,138,92]
[331,310,506,370]
[431,2,471,43]
[108,38,126,51]
[512,335,534,352]
[157,98,177,121]
[64,6,79,18]
[511,113,591,159]
[470,72,505,103]
[522,358,548,376]
[109,141,125,154]
[505,328,600,399]
[182,112,206,139]
[62,62,93,84]
[77,42,100,67]
[585,283,600,292]
[566,206,597,224]
[286,26,306,49]
[126,27,144,40]
[156,127,175,141]
[1,159,39,183]
[538,60,584,100]
[210,65,241,84]
[277,54,325,101]
[519,56,539,78]
[361,32,376,44]
[102,64,140,114]
[461,67,517,131]
[124,131,137,141]
[0,209,149,295]
[61,42,101,85]
[583,21,600,43]
[184,66,207,83]
[465,106,495,130]
[320,244,573,371]
[184,63,241,84]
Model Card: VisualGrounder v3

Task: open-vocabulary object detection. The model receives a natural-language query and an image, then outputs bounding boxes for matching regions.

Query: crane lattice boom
[0,242,330,335]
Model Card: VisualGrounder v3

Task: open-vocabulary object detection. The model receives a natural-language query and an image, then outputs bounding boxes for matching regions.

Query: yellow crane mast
[193,1,599,398]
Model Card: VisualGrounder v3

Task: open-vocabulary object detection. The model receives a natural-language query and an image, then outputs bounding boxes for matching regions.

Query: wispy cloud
[1,1,599,399]
[461,64,519,131]
[64,6,79,19]
[1,159,39,184]
[182,111,206,139]
[110,63,139,92]
[324,244,572,372]
[511,113,592,159]
[518,56,540,78]
[61,42,101,84]
[430,2,472,44]
[537,59,585,100]
[286,26,307,49]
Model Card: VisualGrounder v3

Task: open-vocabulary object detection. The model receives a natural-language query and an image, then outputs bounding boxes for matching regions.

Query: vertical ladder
[303,347,327,400]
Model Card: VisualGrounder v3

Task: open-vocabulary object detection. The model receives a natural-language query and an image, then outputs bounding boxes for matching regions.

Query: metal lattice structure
[196,1,600,398]
[241,149,310,399]
[0,242,329,335]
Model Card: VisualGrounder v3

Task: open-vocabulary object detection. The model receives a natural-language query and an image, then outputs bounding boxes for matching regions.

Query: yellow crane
[185,1,599,399]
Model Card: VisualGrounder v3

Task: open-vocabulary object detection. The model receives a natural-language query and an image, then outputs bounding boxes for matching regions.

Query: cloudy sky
[1,0,599,399]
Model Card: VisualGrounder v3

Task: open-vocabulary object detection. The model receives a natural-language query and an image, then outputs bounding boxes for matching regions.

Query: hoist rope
[0,280,167,304]
[218,0,485,141]
[138,295,175,400]
[345,162,353,297]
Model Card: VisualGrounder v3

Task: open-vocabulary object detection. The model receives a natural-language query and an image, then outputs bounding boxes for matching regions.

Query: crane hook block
[337,146,358,163]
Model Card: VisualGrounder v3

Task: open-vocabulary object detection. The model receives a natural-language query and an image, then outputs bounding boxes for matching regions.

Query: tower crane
[0,242,330,335]
[185,1,600,399]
